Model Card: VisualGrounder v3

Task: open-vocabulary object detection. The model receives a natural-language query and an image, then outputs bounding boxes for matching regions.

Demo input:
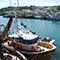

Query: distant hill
[0,6,37,12]
[0,5,60,12]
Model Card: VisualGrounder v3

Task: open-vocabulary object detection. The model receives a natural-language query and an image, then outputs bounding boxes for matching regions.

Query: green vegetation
[0,5,60,13]
[0,5,36,12]
[0,6,15,12]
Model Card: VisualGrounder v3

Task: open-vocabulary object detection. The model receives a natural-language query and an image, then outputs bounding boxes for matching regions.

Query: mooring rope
[27,50,57,60]
[30,54,38,60]
[48,52,56,60]
[28,54,39,60]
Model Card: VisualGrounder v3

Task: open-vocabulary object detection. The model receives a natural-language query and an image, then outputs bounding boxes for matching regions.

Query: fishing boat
[0,17,27,60]
[2,42,27,60]
[1,12,56,60]
[3,14,15,18]
[1,0,56,59]
[2,46,27,60]
[25,15,35,19]
[34,15,41,19]
[48,16,60,21]
[7,12,56,60]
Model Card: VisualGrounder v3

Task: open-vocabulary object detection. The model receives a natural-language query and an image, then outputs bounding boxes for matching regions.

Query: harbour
[0,0,60,60]
[0,16,60,60]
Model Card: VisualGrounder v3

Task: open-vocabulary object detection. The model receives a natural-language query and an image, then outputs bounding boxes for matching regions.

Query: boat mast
[17,0,19,7]
[15,0,20,33]
[0,17,13,59]
[9,0,12,6]
[15,12,18,33]
[14,2,19,33]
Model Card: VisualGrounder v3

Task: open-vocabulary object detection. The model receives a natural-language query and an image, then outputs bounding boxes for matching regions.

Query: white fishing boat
[3,1,56,59]
[8,13,56,60]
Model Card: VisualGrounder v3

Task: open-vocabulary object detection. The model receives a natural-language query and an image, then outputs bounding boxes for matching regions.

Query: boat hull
[20,49,55,60]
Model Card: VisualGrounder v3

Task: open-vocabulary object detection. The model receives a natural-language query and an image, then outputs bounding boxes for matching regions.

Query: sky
[0,0,60,9]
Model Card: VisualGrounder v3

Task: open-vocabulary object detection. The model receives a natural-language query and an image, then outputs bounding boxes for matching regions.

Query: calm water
[0,16,60,60]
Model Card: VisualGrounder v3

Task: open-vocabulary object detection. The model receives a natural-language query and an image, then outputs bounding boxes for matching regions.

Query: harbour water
[0,16,60,60]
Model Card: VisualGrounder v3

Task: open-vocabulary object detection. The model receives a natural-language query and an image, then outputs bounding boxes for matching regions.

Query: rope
[28,52,56,60]
[48,52,56,60]
[28,54,39,60]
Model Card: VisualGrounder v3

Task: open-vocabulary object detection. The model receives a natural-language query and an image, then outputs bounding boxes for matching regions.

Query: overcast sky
[0,0,60,9]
